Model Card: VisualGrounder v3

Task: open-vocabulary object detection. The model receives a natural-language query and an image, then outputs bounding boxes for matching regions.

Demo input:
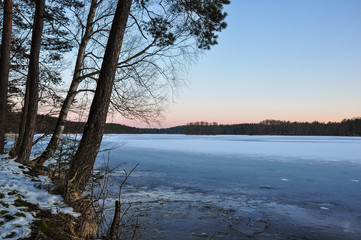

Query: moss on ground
[4,232,17,238]
[31,220,59,236]
[8,190,24,198]
[13,198,36,210]
[0,201,9,208]
[14,212,26,217]
[3,214,15,221]
[19,209,79,240]
[0,210,9,215]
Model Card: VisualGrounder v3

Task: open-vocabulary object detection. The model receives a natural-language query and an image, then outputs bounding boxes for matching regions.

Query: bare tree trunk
[34,0,99,165]
[16,0,45,164]
[0,0,13,154]
[109,200,120,240]
[9,84,29,157]
[66,0,132,196]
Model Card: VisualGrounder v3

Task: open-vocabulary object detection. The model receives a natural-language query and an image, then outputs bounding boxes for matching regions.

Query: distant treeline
[142,118,361,136]
[6,112,361,136]
[5,112,142,134]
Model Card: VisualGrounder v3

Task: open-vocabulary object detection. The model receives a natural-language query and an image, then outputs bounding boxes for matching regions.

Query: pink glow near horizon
[108,113,358,128]
[57,104,359,128]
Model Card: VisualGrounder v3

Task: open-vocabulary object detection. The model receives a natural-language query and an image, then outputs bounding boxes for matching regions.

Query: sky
[114,0,361,128]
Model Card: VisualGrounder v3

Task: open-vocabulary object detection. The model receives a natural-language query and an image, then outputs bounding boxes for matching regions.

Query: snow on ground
[0,156,80,240]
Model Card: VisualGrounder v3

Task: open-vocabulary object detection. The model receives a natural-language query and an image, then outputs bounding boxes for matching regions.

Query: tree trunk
[109,200,121,240]
[66,0,132,196]
[16,0,45,164]
[9,84,29,158]
[0,0,13,154]
[34,0,98,165]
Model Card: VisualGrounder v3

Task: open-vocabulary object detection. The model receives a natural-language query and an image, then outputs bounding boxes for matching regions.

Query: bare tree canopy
[35,0,229,164]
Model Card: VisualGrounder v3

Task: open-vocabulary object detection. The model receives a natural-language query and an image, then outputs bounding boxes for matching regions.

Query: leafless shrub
[89,152,139,239]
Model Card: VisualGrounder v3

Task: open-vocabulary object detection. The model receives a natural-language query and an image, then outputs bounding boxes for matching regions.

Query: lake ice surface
[96,135,361,239]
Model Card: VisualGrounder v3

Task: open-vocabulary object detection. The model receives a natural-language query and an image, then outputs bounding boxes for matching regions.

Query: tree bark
[9,84,29,158]
[0,0,13,154]
[34,0,98,165]
[66,0,132,196]
[16,0,45,164]
[109,200,121,240]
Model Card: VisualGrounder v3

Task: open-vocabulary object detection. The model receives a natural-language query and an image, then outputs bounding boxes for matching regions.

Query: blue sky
[118,0,361,127]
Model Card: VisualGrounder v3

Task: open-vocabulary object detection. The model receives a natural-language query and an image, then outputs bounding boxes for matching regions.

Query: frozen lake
[95,135,361,239]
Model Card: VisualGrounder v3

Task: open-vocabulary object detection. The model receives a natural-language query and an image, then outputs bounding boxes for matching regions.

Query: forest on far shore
[143,118,361,136]
[5,112,360,136]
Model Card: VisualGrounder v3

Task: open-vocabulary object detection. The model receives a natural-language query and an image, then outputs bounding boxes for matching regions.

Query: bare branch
[129,13,147,39]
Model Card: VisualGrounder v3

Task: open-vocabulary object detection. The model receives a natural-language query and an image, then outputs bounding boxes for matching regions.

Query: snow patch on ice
[102,134,361,164]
